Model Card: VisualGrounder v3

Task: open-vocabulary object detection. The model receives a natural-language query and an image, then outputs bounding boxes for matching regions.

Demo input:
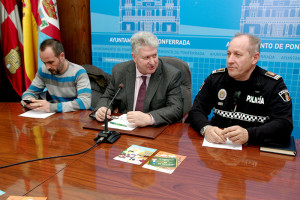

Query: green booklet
[143,151,186,174]
[148,157,177,167]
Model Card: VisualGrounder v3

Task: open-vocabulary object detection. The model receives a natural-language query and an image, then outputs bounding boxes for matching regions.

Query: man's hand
[222,125,249,144]
[204,126,227,144]
[95,107,111,122]
[127,111,152,127]
[24,98,51,112]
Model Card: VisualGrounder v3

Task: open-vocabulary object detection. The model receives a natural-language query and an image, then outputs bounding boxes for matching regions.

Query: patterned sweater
[22,61,91,112]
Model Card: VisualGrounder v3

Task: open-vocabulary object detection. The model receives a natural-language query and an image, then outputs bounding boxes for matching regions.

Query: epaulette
[265,71,281,80]
[212,68,226,74]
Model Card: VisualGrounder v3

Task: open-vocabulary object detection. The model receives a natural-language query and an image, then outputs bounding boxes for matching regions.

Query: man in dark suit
[93,31,183,127]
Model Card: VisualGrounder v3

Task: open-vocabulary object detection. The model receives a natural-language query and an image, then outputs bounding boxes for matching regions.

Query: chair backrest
[82,64,112,109]
[160,56,192,114]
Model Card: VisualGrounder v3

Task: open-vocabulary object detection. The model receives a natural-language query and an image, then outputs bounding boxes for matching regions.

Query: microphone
[104,83,124,133]
[94,83,124,144]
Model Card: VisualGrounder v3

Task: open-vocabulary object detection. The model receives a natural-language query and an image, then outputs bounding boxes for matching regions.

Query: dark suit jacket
[94,58,184,126]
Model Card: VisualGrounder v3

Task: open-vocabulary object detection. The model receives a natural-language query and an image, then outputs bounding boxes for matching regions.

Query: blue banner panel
[91,0,300,139]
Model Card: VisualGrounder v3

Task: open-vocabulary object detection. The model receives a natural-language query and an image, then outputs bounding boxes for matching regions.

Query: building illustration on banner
[119,0,180,34]
[240,0,300,38]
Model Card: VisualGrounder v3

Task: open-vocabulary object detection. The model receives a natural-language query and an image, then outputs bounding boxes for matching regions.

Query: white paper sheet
[104,114,137,131]
[19,110,55,119]
[202,138,242,150]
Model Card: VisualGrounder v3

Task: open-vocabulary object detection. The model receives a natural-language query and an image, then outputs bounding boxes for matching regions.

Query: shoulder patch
[278,89,291,102]
[212,68,226,74]
[265,71,281,80]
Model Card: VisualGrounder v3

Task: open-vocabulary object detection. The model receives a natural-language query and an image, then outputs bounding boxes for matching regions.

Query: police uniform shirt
[188,66,293,146]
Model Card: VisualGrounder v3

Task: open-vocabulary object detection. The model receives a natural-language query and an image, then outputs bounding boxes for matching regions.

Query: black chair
[82,64,112,109]
[160,56,192,116]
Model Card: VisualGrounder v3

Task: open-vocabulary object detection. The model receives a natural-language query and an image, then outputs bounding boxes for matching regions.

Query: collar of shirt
[135,67,151,86]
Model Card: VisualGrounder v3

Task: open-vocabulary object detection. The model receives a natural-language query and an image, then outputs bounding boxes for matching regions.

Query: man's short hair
[130,31,159,55]
[233,33,261,55]
[40,39,64,57]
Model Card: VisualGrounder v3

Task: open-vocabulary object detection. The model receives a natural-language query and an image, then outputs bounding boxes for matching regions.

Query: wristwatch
[200,125,210,137]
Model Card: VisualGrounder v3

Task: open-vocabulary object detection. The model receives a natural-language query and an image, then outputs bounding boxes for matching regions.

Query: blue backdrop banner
[91,0,300,138]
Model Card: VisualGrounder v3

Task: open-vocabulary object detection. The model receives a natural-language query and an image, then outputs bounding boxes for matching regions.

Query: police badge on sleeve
[278,89,291,102]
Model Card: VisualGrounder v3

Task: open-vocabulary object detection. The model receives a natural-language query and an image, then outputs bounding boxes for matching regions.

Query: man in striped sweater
[21,39,91,113]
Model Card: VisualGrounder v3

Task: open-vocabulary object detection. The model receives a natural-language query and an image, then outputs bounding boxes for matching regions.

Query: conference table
[0,103,299,200]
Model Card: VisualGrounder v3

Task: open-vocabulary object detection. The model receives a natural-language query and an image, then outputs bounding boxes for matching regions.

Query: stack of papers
[107,114,137,131]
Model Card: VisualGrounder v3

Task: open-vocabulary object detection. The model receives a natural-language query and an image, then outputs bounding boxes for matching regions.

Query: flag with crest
[0,0,30,96]
[0,0,61,96]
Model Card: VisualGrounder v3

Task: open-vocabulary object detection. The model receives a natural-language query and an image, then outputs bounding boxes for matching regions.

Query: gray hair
[130,31,159,55]
[233,33,261,55]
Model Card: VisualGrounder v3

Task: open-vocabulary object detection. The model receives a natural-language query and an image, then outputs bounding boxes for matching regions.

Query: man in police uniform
[188,33,293,146]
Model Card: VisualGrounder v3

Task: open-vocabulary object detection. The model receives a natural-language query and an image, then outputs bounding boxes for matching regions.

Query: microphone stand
[94,84,124,144]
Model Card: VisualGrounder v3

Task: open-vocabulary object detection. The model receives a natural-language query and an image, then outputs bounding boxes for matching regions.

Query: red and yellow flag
[0,0,61,97]
[0,0,30,96]
[22,0,39,82]
[23,0,61,82]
